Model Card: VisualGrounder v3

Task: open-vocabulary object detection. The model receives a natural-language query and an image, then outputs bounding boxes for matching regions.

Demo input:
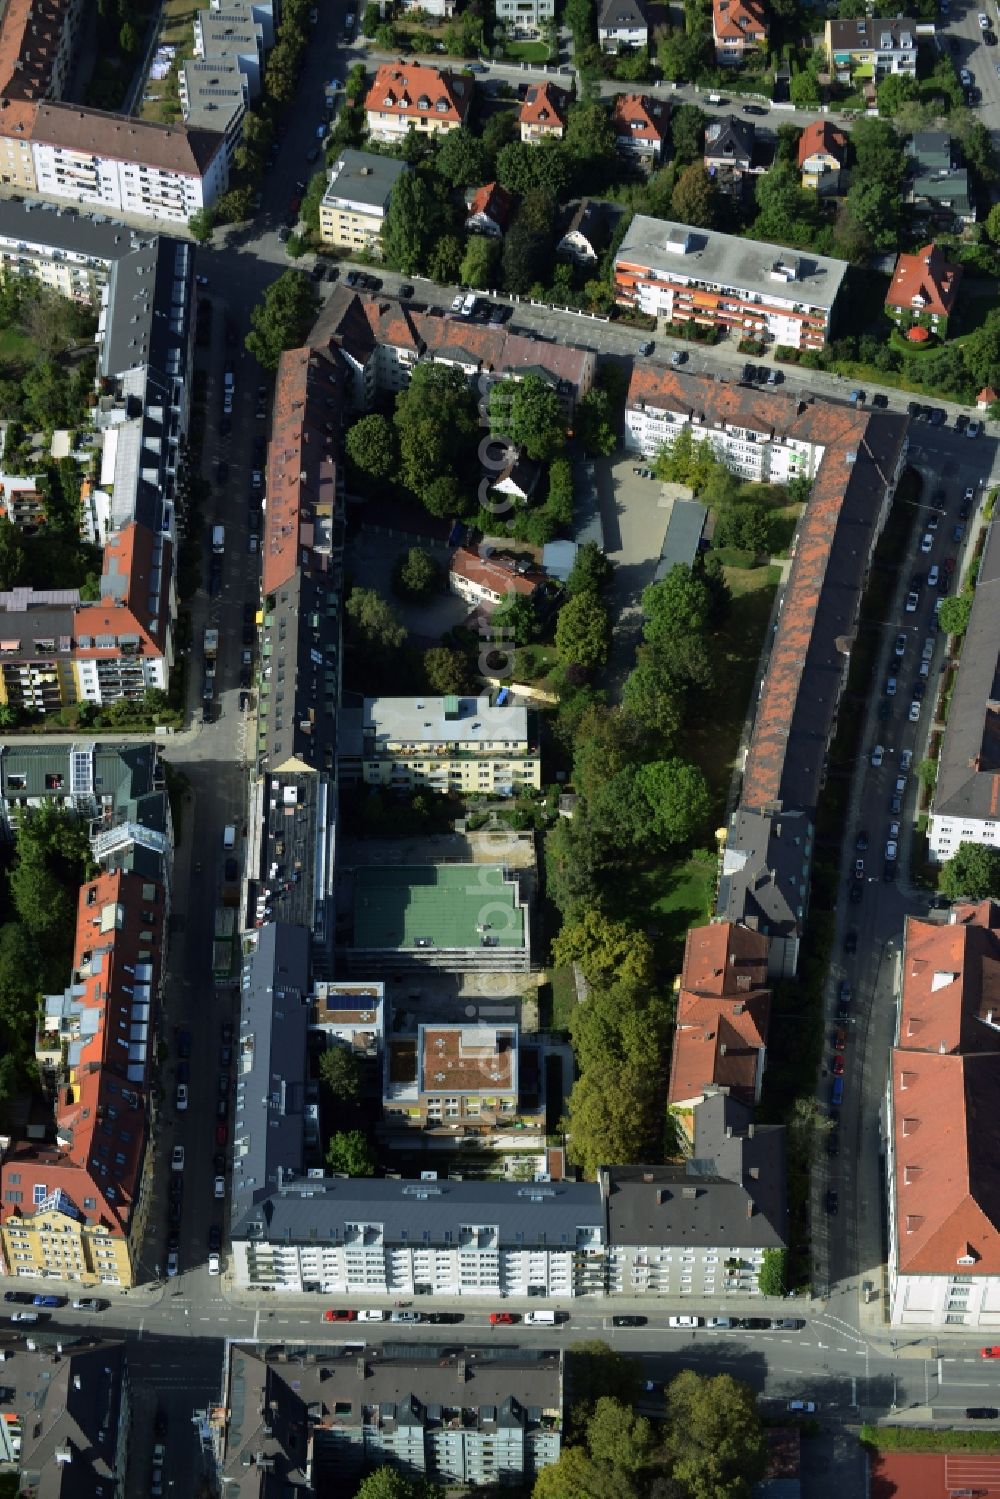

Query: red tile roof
[611,92,669,147]
[886,243,962,319]
[264,346,342,598]
[467,181,516,231]
[1,868,165,1241]
[74,523,172,661]
[450,546,541,599]
[892,901,1000,1276]
[519,82,570,129]
[668,921,771,1110]
[0,0,75,102]
[713,0,767,40]
[797,119,847,168]
[365,62,471,126]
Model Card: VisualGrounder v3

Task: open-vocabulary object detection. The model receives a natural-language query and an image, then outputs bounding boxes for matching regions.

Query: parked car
[668,1315,702,1328]
[894,633,907,657]
[788,1400,816,1413]
[324,1308,357,1321]
[72,1298,106,1311]
[612,1315,647,1327]
[920,531,934,553]
[208,1253,221,1276]
[171,1145,185,1172]
[826,1189,839,1214]
[32,1294,66,1308]
[870,744,884,767]
[489,1311,517,1324]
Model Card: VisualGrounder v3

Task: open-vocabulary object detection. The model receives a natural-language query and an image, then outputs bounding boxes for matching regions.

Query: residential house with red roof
[668,922,771,1143]
[611,92,668,162]
[888,900,1000,1328]
[885,242,962,338]
[365,62,471,143]
[465,181,517,238]
[797,120,847,195]
[519,82,571,143]
[0,868,166,1286]
[449,547,543,612]
[712,0,768,65]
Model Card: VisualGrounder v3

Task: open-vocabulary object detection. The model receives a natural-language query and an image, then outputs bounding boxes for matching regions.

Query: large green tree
[433,127,488,188]
[666,1370,766,1499]
[671,162,719,229]
[641,565,713,648]
[555,592,610,673]
[460,234,501,291]
[345,413,397,481]
[345,587,407,663]
[490,372,565,460]
[382,172,445,274]
[938,592,973,636]
[245,271,318,371]
[552,908,654,989]
[939,842,1000,901]
[670,103,707,163]
[326,1129,376,1176]
[318,1047,362,1103]
[393,362,478,498]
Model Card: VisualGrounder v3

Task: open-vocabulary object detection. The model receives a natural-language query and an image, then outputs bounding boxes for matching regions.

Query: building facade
[824,16,918,83]
[365,63,471,142]
[338,693,541,795]
[597,0,648,52]
[614,216,848,349]
[712,0,768,64]
[885,242,962,339]
[519,83,570,143]
[611,92,668,161]
[319,150,409,256]
[887,901,1000,1329]
[495,0,556,36]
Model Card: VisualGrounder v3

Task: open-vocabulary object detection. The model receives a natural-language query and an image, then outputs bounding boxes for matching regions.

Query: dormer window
[418,94,430,109]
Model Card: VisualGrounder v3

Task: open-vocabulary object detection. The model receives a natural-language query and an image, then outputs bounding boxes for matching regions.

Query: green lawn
[549,965,579,1030]
[604,850,717,973]
[0,326,37,370]
[504,39,551,60]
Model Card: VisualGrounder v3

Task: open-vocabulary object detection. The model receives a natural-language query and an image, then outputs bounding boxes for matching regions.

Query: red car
[323,1309,356,1322]
[489,1312,518,1325]
[832,1055,844,1077]
[982,1346,1000,1359]
[944,556,956,574]
[215,1122,228,1146]
[834,1027,846,1053]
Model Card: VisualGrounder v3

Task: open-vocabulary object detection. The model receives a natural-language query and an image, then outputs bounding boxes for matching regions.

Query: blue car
[33,1294,65,1308]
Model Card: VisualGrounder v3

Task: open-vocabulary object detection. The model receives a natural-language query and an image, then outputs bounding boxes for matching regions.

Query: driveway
[597,456,674,695]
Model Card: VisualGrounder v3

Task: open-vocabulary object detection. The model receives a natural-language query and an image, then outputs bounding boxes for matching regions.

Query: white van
[357,1309,385,1322]
[223,825,236,850]
[523,1310,556,1326]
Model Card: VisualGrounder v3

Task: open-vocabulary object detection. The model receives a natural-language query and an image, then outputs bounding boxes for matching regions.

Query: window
[33,1184,47,1206]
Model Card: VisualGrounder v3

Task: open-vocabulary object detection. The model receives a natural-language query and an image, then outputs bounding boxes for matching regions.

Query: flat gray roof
[617,214,848,312]
[323,149,409,211]
[350,693,529,753]
[655,497,706,581]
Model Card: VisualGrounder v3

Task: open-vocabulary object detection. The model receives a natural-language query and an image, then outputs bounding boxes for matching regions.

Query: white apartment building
[928,515,1000,862]
[230,1177,609,1297]
[29,103,228,222]
[495,0,555,38]
[337,692,541,795]
[615,215,848,350]
[625,363,829,482]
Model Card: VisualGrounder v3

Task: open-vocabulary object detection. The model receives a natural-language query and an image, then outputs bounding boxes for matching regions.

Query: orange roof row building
[365,61,472,142]
[888,900,1000,1329]
[0,868,167,1286]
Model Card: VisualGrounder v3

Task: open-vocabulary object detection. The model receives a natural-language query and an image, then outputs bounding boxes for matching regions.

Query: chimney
[746,1199,754,1218]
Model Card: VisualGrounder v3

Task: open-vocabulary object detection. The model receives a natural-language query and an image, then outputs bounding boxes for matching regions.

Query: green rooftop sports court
[352,865,526,954]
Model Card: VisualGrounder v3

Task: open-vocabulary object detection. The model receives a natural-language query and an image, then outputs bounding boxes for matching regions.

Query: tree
[421,475,466,519]
[851,117,905,187]
[757,1248,788,1297]
[552,908,655,989]
[556,592,610,673]
[346,587,407,661]
[0,516,28,590]
[10,849,73,944]
[876,71,919,116]
[753,161,822,247]
[671,162,719,229]
[714,501,771,554]
[633,758,711,847]
[434,127,489,188]
[501,190,558,293]
[641,565,712,647]
[318,1047,362,1103]
[666,1371,766,1499]
[393,546,442,601]
[491,590,538,646]
[567,542,612,598]
[460,234,501,291]
[586,1398,654,1474]
[356,1469,439,1499]
[496,141,572,200]
[670,104,707,164]
[382,172,444,274]
[565,0,594,49]
[961,308,1000,390]
[986,203,1000,244]
[654,633,713,694]
[424,646,475,694]
[621,657,682,746]
[575,387,618,457]
[119,18,138,54]
[345,413,397,481]
[426,233,464,285]
[188,208,216,243]
[326,1129,376,1176]
[789,69,820,107]
[245,271,318,371]
[300,170,328,234]
[490,373,565,460]
[938,592,974,635]
[658,28,710,84]
[393,362,478,495]
[568,1058,664,1178]
[939,842,1000,901]
[843,177,902,254]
